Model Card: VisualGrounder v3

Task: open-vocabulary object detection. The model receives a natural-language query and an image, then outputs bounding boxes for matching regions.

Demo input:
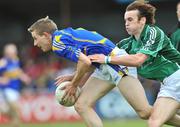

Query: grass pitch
[0,119,173,127]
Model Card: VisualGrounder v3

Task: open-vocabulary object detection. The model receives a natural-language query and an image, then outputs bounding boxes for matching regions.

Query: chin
[44,48,51,52]
[43,49,48,52]
[127,31,132,35]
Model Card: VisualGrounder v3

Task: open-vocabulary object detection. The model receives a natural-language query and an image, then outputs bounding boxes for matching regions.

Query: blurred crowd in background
[19,45,76,93]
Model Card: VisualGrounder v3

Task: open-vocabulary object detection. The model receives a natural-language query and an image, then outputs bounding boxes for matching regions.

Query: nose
[125,21,129,27]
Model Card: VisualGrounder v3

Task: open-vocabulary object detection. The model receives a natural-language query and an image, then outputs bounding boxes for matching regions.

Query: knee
[137,109,151,120]
[74,100,89,114]
[74,101,84,114]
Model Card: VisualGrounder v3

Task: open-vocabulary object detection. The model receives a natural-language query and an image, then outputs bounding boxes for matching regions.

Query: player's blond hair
[126,1,156,25]
[28,16,57,35]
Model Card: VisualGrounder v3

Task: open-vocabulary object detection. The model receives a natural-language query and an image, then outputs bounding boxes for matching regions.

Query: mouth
[38,46,42,50]
[41,47,45,51]
[37,46,43,51]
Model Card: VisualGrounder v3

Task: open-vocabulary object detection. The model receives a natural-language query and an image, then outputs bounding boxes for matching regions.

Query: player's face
[124,10,145,36]
[177,3,180,21]
[31,31,52,52]
[4,44,18,59]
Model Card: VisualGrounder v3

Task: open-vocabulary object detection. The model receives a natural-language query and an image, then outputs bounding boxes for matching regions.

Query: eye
[128,18,133,22]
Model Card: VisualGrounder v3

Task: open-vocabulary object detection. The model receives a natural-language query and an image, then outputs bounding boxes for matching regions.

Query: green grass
[0,119,174,127]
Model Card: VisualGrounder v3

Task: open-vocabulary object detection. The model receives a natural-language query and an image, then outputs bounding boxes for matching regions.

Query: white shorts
[91,47,137,85]
[3,88,20,102]
[158,69,180,102]
[92,64,123,85]
[109,47,137,78]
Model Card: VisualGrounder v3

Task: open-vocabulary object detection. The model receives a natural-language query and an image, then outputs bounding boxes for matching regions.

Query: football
[55,81,81,107]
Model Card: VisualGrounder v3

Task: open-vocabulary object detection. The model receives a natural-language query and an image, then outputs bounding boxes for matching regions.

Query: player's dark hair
[126,1,156,25]
[28,16,57,35]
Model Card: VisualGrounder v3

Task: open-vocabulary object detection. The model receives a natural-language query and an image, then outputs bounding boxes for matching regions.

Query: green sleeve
[170,29,180,51]
[170,33,177,48]
[138,27,180,65]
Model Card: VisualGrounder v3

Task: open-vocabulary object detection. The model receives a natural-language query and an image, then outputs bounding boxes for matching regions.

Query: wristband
[107,56,111,64]
[104,56,111,64]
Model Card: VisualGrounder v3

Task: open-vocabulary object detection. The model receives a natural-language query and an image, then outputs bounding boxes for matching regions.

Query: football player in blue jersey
[28,16,152,127]
[0,44,31,127]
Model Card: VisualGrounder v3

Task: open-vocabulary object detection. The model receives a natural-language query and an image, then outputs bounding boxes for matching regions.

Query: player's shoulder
[52,30,66,52]
[142,25,163,42]
[53,28,72,36]
[52,28,71,42]
[148,25,163,36]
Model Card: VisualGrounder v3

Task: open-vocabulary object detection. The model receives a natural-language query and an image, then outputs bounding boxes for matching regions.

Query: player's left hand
[55,74,73,86]
[61,83,78,102]
[88,54,106,64]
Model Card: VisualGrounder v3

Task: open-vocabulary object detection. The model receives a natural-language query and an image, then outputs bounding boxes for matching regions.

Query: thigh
[4,88,20,110]
[77,76,115,106]
[151,97,180,123]
[117,76,151,111]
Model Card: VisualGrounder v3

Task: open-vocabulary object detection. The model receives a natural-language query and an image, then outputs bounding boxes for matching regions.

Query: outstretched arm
[18,69,31,85]
[89,53,148,67]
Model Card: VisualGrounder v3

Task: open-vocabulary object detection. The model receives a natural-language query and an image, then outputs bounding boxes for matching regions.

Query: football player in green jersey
[89,1,180,127]
[170,1,180,52]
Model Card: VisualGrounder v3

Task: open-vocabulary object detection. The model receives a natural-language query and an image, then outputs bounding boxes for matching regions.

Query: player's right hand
[55,74,74,86]
[88,54,106,64]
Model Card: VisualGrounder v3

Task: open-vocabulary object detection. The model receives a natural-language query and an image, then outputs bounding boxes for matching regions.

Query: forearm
[71,53,92,87]
[18,69,31,85]
[71,63,92,87]
[68,71,76,80]
[109,53,147,67]
[78,67,95,87]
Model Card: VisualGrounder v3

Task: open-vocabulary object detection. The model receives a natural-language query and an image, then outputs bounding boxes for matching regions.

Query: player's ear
[140,17,146,25]
[43,32,51,37]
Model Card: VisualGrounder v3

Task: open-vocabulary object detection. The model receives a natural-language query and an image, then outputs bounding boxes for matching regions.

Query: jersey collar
[139,24,149,41]
[51,30,59,41]
[131,24,149,41]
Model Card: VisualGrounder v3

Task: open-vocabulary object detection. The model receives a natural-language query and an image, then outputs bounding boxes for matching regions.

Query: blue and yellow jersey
[52,27,115,63]
[0,58,22,90]
[52,27,128,75]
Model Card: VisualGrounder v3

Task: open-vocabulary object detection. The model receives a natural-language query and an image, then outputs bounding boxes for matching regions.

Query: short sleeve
[52,35,81,63]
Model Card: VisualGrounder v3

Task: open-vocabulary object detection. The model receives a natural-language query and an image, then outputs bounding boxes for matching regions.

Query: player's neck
[134,25,145,40]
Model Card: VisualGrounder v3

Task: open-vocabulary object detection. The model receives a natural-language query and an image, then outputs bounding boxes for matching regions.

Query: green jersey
[117,25,180,81]
[170,26,180,52]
